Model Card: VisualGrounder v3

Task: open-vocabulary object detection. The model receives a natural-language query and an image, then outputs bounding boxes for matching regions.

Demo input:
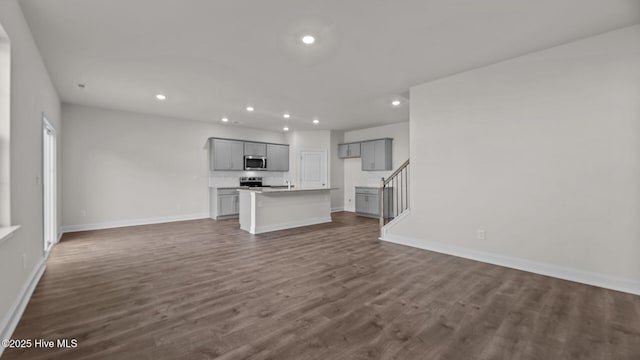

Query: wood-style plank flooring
[4,212,640,359]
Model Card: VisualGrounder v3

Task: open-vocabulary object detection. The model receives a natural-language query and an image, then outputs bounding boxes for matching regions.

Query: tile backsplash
[209,171,290,187]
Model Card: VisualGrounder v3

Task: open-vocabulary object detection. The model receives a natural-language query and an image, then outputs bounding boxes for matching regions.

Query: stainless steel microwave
[244,156,267,170]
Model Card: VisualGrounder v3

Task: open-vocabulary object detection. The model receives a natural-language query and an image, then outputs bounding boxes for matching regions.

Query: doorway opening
[43,115,57,252]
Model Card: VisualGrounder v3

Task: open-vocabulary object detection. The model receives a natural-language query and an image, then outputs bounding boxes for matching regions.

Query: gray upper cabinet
[211,139,244,170]
[348,143,361,157]
[244,142,267,156]
[209,138,289,171]
[338,142,361,158]
[361,139,392,171]
[338,144,349,158]
[266,144,289,171]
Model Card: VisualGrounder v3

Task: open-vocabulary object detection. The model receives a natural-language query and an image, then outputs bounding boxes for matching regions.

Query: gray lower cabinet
[361,139,392,171]
[338,142,361,158]
[355,187,394,218]
[355,194,369,214]
[266,144,289,171]
[217,189,239,217]
[211,139,244,171]
[244,142,266,156]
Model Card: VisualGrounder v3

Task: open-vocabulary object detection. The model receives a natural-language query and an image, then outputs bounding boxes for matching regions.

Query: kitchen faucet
[285,179,291,190]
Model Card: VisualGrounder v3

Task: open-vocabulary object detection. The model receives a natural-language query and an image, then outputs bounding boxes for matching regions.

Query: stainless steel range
[239,177,262,187]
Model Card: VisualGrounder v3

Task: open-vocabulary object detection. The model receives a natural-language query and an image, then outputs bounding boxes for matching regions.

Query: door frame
[42,114,57,253]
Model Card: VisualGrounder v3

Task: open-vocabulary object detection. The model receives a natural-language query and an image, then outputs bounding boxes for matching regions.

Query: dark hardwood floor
[4,212,640,359]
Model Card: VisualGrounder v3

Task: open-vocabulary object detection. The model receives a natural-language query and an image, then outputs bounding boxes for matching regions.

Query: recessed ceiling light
[391,100,401,106]
[302,35,315,45]
[221,117,229,122]
[313,119,319,124]
[246,106,254,112]
[283,113,291,119]
[283,126,289,131]
[156,94,167,100]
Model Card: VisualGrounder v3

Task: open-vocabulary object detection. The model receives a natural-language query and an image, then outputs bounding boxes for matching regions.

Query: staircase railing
[379,159,410,231]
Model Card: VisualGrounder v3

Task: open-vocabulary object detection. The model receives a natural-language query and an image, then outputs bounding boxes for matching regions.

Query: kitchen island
[237,188,334,234]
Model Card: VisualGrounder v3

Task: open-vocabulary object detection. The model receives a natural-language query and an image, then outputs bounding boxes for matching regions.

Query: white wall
[285,129,331,186]
[61,104,285,229]
[0,0,61,341]
[388,25,640,293]
[342,122,409,211]
[285,130,346,211]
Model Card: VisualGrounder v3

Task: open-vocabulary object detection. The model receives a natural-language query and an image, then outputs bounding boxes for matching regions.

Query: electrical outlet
[477,230,486,240]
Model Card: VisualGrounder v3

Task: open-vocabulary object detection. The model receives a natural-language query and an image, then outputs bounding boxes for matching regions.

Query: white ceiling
[19,0,640,132]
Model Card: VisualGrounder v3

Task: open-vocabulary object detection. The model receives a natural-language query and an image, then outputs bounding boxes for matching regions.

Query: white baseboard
[253,216,332,234]
[331,207,345,213]
[0,257,46,358]
[381,233,640,296]
[60,213,209,234]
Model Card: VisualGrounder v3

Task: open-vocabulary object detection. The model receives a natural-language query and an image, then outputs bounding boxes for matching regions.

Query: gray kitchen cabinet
[338,142,361,158]
[218,195,238,216]
[211,139,244,171]
[348,143,361,157]
[244,142,267,156]
[217,189,239,217]
[266,143,289,171]
[338,144,349,158]
[361,139,392,171]
[355,187,394,218]
[355,194,368,213]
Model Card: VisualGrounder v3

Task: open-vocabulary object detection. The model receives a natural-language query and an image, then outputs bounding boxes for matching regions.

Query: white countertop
[237,187,335,194]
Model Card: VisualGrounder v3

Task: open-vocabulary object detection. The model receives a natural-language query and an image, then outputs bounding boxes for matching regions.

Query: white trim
[252,216,332,234]
[380,209,411,238]
[330,207,344,213]
[0,257,46,358]
[42,114,57,253]
[381,233,640,296]
[0,225,20,246]
[60,213,209,234]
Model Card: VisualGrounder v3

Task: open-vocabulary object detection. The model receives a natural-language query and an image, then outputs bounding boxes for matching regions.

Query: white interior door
[299,150,327,189]
[43,115,57,252]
